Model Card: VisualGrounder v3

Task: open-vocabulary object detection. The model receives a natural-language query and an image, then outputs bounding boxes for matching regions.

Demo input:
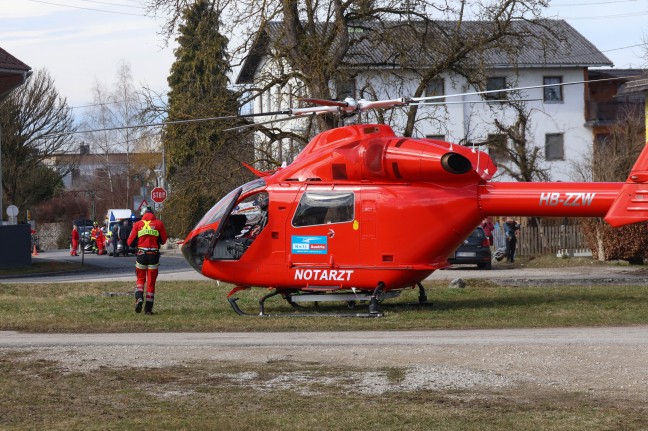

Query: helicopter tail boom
[478,182,622,218]
[479,143,648,227]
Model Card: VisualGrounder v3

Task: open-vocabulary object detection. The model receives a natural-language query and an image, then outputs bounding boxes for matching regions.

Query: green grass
[1,279,647,332]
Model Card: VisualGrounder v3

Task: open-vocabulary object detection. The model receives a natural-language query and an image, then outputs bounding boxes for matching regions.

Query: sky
[2,0,648,120]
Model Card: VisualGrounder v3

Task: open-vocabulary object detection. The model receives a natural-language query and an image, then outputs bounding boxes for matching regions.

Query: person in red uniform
[71,224,79,256]
[127,206,168,315]
[92,222,107,255]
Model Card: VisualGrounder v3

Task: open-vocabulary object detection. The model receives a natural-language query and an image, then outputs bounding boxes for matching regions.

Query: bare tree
[0,68,76,213]
[575,105,648,262]
[490,101,550,183]
[82,61,158,212]
[146,0,561,160]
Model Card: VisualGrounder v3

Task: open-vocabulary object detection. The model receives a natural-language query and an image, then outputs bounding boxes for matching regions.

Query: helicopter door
[289,189,358,272]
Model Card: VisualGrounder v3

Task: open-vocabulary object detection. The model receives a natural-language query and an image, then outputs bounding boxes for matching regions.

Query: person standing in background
[504,217,520,263]
[481,217,495,247]
[70,224,79,256]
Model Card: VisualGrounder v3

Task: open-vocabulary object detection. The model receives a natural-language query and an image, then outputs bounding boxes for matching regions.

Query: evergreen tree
[163,0,252,237]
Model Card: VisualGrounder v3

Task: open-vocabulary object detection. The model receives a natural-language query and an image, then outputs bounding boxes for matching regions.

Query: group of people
[70,206,168,315]
[480,216,520,263]
[109,219,134,257]
[70,221,107,256]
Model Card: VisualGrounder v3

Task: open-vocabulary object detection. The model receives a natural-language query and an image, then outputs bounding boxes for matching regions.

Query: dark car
[447,226,492,270]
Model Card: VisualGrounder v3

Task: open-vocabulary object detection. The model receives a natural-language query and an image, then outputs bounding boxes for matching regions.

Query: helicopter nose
[181,228,215,273]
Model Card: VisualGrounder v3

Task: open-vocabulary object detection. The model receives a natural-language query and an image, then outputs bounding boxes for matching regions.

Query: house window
[425,134,445,141]
[425,78,445,102]
[487,134,509,164]
[485,77,507,100]
[545,133,564,161]
[266,90,273,112]
[543,76,563,102]
[257,93,263,114]
[335,77,355,100]
[275,86,281,110]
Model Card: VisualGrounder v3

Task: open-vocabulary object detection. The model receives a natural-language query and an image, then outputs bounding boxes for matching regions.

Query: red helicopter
[181,87,648,316]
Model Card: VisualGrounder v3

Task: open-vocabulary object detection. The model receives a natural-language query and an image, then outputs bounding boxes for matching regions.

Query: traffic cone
[32,243,38,256]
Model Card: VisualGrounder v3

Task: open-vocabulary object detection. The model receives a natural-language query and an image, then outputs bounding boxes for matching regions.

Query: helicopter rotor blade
[289,105,342,116]
[224,113,318,132]
[42,75,638,139]
[411,98,542,106]
[409,75,639,104]
[299,98,349,107]
[288,75,637,116]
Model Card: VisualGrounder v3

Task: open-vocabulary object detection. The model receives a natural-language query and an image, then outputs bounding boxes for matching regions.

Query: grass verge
[1,280,647,332]
[0,261,86,277]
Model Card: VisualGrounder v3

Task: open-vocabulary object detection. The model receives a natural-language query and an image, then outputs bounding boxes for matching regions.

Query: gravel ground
[2,327,648,401]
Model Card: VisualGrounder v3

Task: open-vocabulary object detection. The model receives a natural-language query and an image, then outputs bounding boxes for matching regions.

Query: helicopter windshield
[182,179,266,273]
[194,178,266,229]
[212,191,269,260]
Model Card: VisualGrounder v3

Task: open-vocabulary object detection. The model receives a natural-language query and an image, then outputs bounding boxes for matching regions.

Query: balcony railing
[586,101,644,124]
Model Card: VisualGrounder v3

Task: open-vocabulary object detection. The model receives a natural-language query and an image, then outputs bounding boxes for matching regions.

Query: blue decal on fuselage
[291,235,328,254]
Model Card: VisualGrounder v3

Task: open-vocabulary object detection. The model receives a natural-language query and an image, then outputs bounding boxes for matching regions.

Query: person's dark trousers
[506,237,517,262]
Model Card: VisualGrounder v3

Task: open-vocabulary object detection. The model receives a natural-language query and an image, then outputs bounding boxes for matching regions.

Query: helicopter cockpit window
[212,191,269,260]
[292,192,354,227]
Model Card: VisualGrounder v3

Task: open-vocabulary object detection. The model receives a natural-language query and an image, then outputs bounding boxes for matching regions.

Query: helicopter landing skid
[226,285,392,317]
[378,282,434,308]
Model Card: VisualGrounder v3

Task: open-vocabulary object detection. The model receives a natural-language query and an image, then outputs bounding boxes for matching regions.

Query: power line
[550,0,642,6]
[75,0,145,10]
[25,0,146,16]
[563,11,648,20]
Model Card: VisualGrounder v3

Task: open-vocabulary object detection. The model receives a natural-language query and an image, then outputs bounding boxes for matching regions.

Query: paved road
[4,247,204,283]
[2,326,646,347]
[7,248,648,285]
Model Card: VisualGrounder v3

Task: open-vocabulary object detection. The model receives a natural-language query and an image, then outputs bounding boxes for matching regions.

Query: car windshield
[470,228,485,239]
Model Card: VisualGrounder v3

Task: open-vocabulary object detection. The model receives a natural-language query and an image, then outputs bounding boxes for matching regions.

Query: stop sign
[151,187,167,203]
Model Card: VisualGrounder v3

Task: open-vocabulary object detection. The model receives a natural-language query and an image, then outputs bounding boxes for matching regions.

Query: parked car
[447,226,492,270]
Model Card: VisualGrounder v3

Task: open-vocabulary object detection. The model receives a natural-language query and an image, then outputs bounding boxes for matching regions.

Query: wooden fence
[492,224,591,257]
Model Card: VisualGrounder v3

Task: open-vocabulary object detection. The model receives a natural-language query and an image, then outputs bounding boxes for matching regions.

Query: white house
[236,19,612,181]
